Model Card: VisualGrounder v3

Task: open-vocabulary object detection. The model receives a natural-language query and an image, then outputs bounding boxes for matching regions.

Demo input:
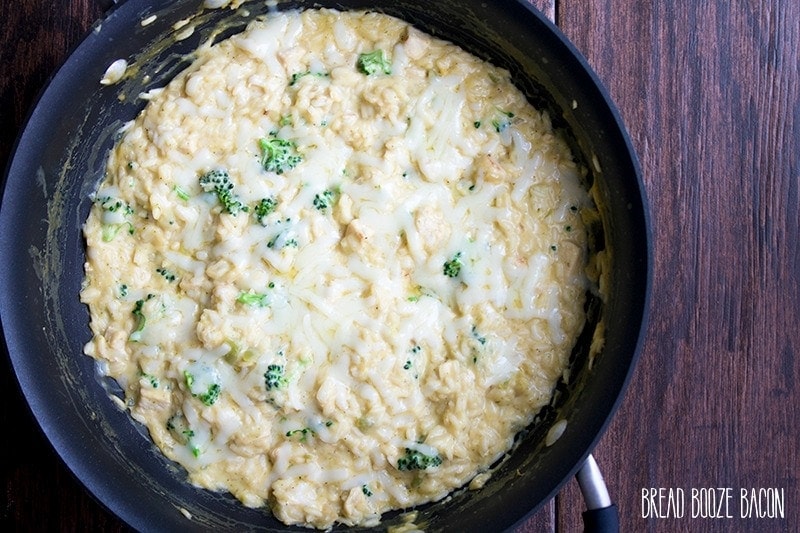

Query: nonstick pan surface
[0,1,650,531]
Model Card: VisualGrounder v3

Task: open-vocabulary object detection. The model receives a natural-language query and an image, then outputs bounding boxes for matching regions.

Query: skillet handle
[582,504,619,533]
[576,454,619,533]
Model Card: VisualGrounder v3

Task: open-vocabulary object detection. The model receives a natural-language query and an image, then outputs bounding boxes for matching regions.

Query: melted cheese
[81,9,594,529]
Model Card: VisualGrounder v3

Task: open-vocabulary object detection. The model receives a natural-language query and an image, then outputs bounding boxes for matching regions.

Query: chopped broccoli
[97,195,135,241]
[265,218,299,250]
[156,267,176,282]
[471,325,487,345]
[289,70,330,86]
[268,234,297,249]
[259,136,302,174]
[267,234,298,249]
[254,196,278,225]
[491,109,516,133]
[470,325,487,364]
[140,372,159,388]
[118,284,129,298]
[184,368,221,406]
[222,339,258,368]
[166,414,193,442]
[98,196,134,215]
[197,383,220,406]
[173,184,191,201]
[285,427,315,442]
[167,413,200,457]
[129,294,154,342]
[357,49,392,75]
[313,189,336,211]
[236,291,270,307]
[264,364,288,391]
[407,285,435,302]
[101,223,134,242]
[443,252,463,278]
[397,448,442,471]
[289,71,307,85]
[199,169,248,215]
[362,485,373,497]
[404,344,421,376]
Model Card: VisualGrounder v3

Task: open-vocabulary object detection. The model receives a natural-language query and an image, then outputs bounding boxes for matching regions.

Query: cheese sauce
[81,9,594,528]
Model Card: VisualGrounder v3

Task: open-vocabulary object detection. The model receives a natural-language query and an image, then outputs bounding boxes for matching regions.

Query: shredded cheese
[81,9,594,530]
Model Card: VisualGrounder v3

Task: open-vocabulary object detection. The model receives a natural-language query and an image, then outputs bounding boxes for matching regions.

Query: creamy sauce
[81,9,593,529]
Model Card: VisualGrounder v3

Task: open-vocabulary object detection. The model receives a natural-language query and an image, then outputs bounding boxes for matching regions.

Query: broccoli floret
[357,49,392,75]
[264,364,288,391]
[259,136,302,175]
[254,197,278,225]
[362,485,373,497]
[313,189,336,211]
[118,284,129,298]
[184,369,221,406]
[443,252,463,278]
[198,383,220,406]
[199,169,248,215]
[236,291,270,307]
[397,448,442,471]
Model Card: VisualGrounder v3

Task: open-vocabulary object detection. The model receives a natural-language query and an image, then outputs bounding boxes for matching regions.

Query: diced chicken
[413,205,451,255]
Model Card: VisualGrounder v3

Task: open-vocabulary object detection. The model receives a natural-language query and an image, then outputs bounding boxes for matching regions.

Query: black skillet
[0,0,650,531]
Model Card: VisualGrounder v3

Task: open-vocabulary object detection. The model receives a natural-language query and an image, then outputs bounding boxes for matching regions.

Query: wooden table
[2,1,797,531]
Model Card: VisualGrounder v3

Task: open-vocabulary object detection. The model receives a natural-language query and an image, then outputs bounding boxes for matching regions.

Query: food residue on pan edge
[99,59,127,85]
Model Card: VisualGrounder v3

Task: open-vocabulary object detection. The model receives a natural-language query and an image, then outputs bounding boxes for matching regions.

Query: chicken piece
[413,205,451,255]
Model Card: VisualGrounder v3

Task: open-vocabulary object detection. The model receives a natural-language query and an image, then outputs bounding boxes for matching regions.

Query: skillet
[0,0,651,530]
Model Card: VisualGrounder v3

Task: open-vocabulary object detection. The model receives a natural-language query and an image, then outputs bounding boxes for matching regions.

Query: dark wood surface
[2,1,797,531]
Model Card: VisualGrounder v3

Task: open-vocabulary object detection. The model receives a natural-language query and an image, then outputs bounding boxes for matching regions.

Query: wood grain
[1,3,124,530]
[2,1,798,532]
[557,0,800,531]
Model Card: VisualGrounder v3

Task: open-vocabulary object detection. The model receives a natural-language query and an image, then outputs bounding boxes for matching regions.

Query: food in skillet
[81,9,595,528]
